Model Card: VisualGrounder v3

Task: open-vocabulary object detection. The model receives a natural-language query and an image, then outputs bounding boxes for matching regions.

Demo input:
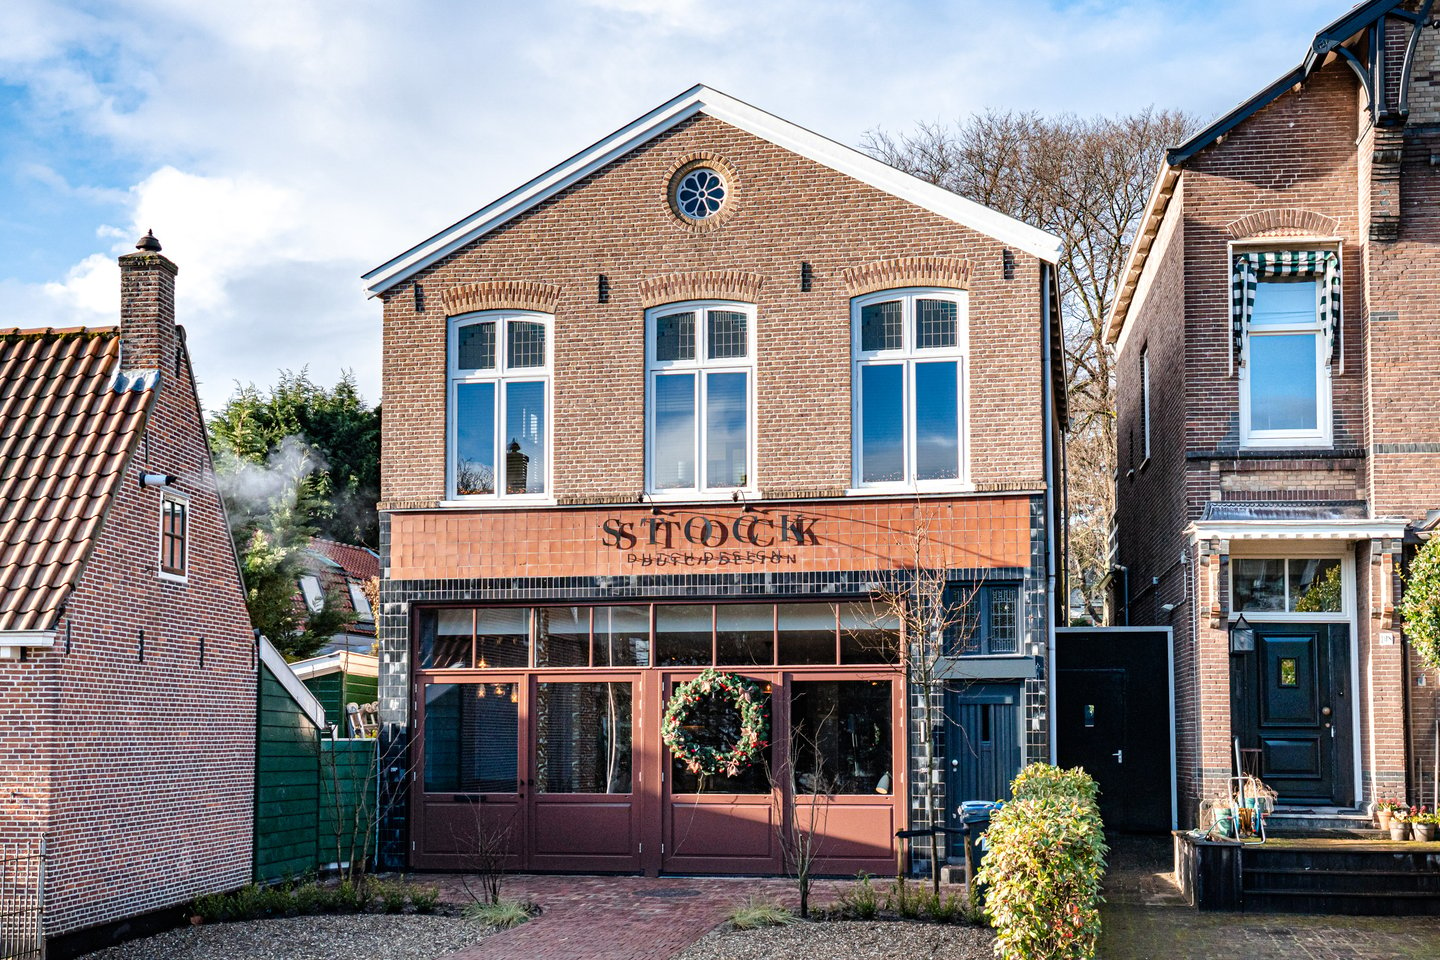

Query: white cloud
[0,0,1344,411]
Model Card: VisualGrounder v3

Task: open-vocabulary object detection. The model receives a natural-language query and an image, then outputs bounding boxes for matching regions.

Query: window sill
[158,570,188,585]
[642,489,760,504]
[845,483,976,497]
[438,497,558,508]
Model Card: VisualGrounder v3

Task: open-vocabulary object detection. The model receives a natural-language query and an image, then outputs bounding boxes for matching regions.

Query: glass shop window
[790,680,893,795]
[536,606,589,667]
[534,681,632,793]
[656,604,713,666]
[839,601,900,664]
[594,606,651,667]
[669,680,774,794]
[716,604,775,666]
[778,603,839,665]
[423,682,519,793]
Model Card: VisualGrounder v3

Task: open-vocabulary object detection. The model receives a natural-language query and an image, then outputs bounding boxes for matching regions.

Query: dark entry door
[1056,669,1127,826]
[948,683,1023,807]
[1233,624,1351,805]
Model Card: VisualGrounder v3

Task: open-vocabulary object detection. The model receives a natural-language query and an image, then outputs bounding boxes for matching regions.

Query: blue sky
[0,0,1347,411]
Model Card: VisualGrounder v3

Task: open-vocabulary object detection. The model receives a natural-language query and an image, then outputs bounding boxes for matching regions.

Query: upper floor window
[645,301,754,495]
[448,312,551,499]
[1233,251,1339,448]
[851,289,967,489]
[159,491,188,579]
[945,582,1022,656]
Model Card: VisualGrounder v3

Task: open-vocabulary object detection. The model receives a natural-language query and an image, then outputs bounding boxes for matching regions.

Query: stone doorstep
[1265,805,1379,834]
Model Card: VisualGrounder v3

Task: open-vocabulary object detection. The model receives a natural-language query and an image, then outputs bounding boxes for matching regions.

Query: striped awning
[1231,250,1341,375]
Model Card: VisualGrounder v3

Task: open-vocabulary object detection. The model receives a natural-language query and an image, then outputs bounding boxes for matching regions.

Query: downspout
[1042,263,1059,764]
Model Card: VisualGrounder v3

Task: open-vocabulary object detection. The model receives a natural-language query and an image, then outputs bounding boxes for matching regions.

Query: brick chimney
[117,230,179,371]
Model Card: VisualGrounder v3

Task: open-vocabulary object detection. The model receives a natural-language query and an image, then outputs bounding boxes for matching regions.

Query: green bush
[728,897,794,930]
[838,872,880,920]
[977,763,1107,960]
[1401,536,1440,671]
[409,885,441,914]
[463,898,534,929]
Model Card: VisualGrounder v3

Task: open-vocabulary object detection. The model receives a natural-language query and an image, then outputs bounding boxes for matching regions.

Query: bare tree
[771,703,839,918]
[863,109,1194,621]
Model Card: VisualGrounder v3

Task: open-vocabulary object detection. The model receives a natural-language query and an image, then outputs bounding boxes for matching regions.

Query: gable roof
[0,327,156,633]
[1106,0,1411,346]
[364,84,1063,295]
[307,537,380,582]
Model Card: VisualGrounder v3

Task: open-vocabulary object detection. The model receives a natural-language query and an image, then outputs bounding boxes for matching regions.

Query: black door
[1232,624,1351,805]
[947,683,1022,808]
[1055,628,1173,832]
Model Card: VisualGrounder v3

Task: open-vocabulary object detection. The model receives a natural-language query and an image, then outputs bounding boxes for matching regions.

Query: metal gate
[0,838,44,960]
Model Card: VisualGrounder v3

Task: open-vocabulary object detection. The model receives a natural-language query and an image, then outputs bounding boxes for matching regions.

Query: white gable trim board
[363,85,1062,296]
[260,635,327,729]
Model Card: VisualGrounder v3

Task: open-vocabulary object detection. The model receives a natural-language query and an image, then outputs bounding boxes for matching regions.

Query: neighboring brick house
[1109,0,1440,826]
[295,537,379,655]
[366,86,1065,876]
[0,234,255,946]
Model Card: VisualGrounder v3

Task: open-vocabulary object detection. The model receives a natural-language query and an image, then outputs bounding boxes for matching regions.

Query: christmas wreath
[661,668,769,777]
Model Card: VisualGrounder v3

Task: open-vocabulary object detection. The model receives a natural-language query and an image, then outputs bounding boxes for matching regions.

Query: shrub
[1400,536,1440,671]
[728,897,794,930]
[884,877,923,919]
[371,879,410,914]
[977,763,1107,960]
[464,898,535,929]
[409,885,441,914]
[837,872,880,920]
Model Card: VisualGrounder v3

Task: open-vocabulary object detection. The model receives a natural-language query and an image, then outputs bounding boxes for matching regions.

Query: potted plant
[1390,806,1413,842]
[1412,808,1438,843]
[1375,797,1403,831]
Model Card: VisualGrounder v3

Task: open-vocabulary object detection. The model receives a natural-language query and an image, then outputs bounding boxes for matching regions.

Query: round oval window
[675,167,727,220]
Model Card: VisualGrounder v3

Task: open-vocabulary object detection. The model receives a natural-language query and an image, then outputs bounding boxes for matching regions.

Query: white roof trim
[0,630,56,661]
[259,635,327,729]
[290,650,380,681]
[364,84,1062,295]
[1188,518,1409,542]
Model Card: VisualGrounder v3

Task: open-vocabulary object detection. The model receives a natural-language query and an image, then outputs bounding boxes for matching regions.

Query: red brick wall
[0,330,255,936]
[379,113,1048,507]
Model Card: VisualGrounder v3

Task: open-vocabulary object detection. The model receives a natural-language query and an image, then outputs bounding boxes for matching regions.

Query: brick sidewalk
[428,874,848,960]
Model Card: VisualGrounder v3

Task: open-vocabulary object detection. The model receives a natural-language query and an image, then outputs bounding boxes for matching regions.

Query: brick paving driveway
[1099,836,1440,960]
[427,874,847,960]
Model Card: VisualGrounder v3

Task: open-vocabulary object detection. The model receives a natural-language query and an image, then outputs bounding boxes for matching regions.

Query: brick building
[0,234,255,945]
[366,86,1065,875]
[1109,0,1440,826]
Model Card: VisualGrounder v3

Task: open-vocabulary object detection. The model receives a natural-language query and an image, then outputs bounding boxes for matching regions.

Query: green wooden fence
[255,650,377,883]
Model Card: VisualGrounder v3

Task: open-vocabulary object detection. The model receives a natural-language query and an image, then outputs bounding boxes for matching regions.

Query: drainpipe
[1042,263,1059,764]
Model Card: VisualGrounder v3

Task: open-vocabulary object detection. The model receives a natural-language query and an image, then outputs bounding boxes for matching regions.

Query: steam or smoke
[214,434,326,532]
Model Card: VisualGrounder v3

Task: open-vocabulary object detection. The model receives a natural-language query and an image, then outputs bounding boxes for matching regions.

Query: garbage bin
[958,800,1002,877]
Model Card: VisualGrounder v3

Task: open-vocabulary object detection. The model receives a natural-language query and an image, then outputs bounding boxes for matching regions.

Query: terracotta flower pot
[1377,809,1393,831]
[1414,823,1437,843]
[1390,821,1412,842]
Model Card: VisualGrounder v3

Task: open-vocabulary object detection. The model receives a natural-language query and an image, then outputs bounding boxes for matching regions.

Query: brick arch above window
[441,280,561,317]
[1225,209,1340,241]
[841,256,974,297]
[638,270,765,309]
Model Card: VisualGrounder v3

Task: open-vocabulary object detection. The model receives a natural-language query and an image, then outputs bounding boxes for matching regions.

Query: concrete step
[1264,806,1376,833]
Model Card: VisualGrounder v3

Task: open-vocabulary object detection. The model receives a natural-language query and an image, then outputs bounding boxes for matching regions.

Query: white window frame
[1140,346,1151,463]
[299,574,325,613]
[644,300,757,499]
[446,310,554,503]
[1227,545,1352,623]
[1234,244,1336,450]
[850,287,970,492]
[157,490,189,583]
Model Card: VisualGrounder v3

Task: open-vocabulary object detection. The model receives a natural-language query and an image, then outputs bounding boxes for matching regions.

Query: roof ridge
[0,326,118,339]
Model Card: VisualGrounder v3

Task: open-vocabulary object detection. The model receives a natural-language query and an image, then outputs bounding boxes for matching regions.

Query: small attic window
[299,575,325,613]
[348,582,373,620]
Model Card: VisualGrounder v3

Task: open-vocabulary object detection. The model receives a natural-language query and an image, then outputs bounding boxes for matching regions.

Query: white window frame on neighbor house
[644,300,757,499]
[850,288,970,492]
[446,310,554,504]
[1234,242,1338,450]
[158,490,189,582]
[1140,346,1151,463]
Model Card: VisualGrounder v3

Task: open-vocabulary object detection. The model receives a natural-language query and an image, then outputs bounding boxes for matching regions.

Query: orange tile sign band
[600,512,819,566]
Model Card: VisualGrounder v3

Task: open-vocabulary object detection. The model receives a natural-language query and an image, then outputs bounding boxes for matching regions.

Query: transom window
[944,582,1022,655]
[415,601,899,670]
[1234,250,1338,448]
[448,311,551,499]
[1232,557,1343,614]
[851,289,967,489]
[159,492,188,579]
[646,302,754,495]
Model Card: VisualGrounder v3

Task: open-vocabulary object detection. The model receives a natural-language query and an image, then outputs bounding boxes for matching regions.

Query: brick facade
[374,93,1063,875]
[1111,5,1440,823]
[0,248,255,940]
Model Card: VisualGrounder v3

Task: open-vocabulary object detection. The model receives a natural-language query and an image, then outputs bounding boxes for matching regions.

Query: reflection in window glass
[915,299,958,349]
[423,683,518,793]
[457,321,496,370]
[656,604,712,666]
[1290,558,1342,613]
[655,312,696,362]
[594,606,650,666]
[914,361,959,480]
[716,604,774,666]
[476,608,530,669]
[507,320,546,369]
[653,374,696,489]
[1233,559,1286,612]
[860,300,903,351]
[1251,278,1317,327]
[535,682,632,793]
[503,381,546,494]
[419,609,473,669]
[455,383,496,495]
[705,372,748,488]
[791,680,892,795]
[1278,658,1298,688]
[840,602,900,664]
[536,607,589,667]
[670,681,773,793]
[778,604,837,664]
[707,310,748,359]
[1249,334,1319,431]
[859,364,904,483]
